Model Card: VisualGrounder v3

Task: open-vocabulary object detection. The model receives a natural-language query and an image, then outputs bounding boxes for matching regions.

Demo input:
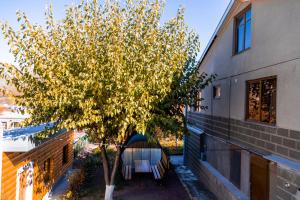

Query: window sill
[244,119,276,127]
[233,47,251,56]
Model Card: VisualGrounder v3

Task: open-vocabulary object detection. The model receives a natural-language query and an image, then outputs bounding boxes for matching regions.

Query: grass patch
[159,136,184,155]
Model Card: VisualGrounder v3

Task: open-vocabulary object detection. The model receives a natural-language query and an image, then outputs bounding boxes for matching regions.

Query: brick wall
[1,130,73,200]
[187,112,300,162]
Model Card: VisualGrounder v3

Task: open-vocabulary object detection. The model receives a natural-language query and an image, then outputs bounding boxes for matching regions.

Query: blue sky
[0,0,231,63]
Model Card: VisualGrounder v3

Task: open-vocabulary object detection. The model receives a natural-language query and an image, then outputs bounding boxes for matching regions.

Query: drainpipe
[183,100,188,165]
[228,77,232,141]
[0,122,3,197]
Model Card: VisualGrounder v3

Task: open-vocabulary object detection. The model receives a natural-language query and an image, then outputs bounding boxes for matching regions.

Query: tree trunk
[100,145,121,200]
[100,145,110,185]
[110,146,121,185]
[104,185,115,200]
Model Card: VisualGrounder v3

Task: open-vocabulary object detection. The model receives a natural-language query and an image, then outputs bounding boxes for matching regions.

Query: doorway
[16,162,34,200]
[250,154,269,200]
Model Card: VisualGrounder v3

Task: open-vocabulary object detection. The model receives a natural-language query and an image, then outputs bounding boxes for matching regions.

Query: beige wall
[199,0,300,131]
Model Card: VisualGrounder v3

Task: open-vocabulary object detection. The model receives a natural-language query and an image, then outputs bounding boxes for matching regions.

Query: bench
[162,152,170,170]
[122,165,132,180]
[151,160,166,180]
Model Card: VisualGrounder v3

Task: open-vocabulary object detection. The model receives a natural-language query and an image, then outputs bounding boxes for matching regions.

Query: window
[62,144,69,165]
[235,6,251,53]
[194,91,202,112]
[43,158,52,184]
[246,77,276,124]
[1,122,7,130]
[213,85,221,99]
[12,122,20,128]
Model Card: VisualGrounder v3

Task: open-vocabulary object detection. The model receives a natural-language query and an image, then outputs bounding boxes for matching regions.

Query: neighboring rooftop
[1,123,67,152]
[2,123,53,139]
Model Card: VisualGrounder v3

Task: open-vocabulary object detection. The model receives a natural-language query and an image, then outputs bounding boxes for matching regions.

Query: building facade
[185,0,300,200]
[0,125,74,200]
[0,97,29,131]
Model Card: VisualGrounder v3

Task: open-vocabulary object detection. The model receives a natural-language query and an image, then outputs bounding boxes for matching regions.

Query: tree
[148,35,215,150]
[0,0,206,199]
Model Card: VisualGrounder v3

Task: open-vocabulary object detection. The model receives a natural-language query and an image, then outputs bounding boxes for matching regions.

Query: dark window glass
[247,77,276,124]
[261,79,276,124]
[247,81,261,121]
[235,7,251,53]
[213,86,221,98]
[12,122,20,128]
[230,145,241,189]
[62,145,68,165]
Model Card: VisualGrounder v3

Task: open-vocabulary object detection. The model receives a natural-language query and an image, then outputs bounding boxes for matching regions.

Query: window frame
[245,76,277,125]
[234,5,252,55]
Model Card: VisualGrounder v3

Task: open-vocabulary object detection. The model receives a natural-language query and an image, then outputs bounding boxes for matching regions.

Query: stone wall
[186,112,300,200]
[187,112,300,162]
[269,163,300,200]
[185,130,249,200]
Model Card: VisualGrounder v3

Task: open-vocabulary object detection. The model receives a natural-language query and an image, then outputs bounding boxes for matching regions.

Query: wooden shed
[0,124,74,200]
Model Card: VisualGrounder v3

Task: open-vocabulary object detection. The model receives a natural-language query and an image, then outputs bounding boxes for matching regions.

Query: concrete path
[170,156,216,200]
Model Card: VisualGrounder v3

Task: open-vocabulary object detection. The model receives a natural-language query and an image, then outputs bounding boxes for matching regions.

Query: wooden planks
[1,131,74,200]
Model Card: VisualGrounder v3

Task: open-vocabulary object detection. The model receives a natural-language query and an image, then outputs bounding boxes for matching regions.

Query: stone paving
[170,156,217,200]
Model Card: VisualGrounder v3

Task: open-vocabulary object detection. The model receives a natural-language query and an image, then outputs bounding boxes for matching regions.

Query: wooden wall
[1,130,74,200]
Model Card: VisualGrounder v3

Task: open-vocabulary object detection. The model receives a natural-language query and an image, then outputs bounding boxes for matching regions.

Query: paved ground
[170,156,216,200]
[114,169,190,200]
[47,169,74,200]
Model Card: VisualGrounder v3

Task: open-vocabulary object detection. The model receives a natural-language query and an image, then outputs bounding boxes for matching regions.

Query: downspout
[183,100,188,165]
[211,85,214,130]
[228,77,232,141]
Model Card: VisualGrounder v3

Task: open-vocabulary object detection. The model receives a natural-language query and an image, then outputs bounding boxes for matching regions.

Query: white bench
[151,160,166,180]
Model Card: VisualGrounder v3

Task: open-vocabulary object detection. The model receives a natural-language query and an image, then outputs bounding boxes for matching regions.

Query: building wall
[269,161,300,200]
[185,131,249,200]
[199,0,300,131]
[185,130,300,200]
[1,130,73,200]
[188,112,300,163]
[186,0,300,199]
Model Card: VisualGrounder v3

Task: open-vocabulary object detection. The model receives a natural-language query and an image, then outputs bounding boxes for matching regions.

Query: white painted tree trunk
[104,185,115,200]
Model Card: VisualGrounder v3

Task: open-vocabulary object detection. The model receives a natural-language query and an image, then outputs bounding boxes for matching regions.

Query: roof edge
[198,0,235,66]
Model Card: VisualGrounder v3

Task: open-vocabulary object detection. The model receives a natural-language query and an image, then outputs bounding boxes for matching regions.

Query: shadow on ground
[114,169,190,200]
